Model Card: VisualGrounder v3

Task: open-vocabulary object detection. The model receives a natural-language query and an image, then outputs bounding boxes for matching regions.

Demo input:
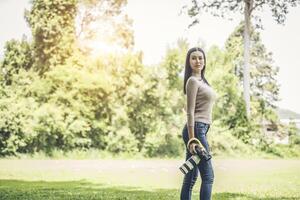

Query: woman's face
[189,51,205,73]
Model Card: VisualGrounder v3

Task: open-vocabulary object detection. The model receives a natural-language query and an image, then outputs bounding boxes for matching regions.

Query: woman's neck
[192,72,202,79]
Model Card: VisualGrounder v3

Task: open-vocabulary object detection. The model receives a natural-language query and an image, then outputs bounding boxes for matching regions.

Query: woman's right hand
[189,143,198,154]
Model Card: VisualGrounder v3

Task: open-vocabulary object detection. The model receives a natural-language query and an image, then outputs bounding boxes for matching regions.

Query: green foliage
[0,38,34,85]
[105,127,138,154]
[265,144,300,158]
[205,46,258,146]
[206,45,247,129]
[0,69,38,156]
[0,49,185,157]
[161,38,188,90]
[207,121,254,157]
[225,22,280,109]
[25,0,77,73]
[287,120,300,146]
[142,120,183,158]
[218,22,283,149]
[184,0,300,28]
[0,52,114,155]
[119,63,183,154]
[0,0,297,158]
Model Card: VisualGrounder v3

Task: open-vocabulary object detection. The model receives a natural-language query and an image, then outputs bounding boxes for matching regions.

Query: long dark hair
[183,47,210,94]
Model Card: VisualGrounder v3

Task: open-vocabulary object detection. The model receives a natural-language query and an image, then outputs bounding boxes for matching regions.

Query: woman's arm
[186,77,198,140]
[187,126,195,140]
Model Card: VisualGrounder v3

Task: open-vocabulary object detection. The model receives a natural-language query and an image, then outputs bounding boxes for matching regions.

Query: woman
[180,47,217,200]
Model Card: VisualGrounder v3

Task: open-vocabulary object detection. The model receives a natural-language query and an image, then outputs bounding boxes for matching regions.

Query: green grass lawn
[0,159,299,199]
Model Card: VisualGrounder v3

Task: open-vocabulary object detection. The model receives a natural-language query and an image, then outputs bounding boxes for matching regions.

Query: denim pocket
[195,122,206,129]
[195,122,209,136]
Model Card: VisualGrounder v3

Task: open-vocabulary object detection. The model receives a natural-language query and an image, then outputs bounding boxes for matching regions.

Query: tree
[225,22,280,110]
[161,38,189,90]
[225,22,281,142]
[184,0,300,118]
[25,0,78,74]
[0,37,34,85]
[288,120,300,145]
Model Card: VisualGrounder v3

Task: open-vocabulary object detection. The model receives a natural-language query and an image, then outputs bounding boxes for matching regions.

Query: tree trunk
[243,0,253,119]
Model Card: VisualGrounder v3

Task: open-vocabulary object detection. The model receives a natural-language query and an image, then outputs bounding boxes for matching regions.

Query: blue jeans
[180,122,214,200]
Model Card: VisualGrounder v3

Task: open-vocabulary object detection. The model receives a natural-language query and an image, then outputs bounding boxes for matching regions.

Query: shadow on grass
[0,179,298,200]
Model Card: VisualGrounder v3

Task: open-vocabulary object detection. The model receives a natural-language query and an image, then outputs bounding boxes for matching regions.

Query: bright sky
[0,0,300,114]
